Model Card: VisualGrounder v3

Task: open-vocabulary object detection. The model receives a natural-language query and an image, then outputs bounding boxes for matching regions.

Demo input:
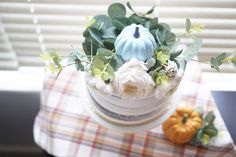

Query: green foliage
[190,111,218,147]
[126,2,135,12]
[145,5,155,15]
[155,50,170,65]
[112,17,132,30]
[90,48,123,81]
[68,51,89,71]
[82,15,117,56]
[183,38,202,61]
[155,25,176,47]
[154,70,169,85]
[210,52,236,72]
[186,18,191,33]
[210,53,227,72]
[40,49,63,74]
[108,3,126,18]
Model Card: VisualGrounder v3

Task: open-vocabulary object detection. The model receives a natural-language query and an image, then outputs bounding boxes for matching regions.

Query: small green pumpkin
[114,24,156,62]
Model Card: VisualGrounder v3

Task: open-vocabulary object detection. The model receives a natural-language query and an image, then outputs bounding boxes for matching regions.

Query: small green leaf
[165,31,176,47]
[190,128,204,146]
[101,71,110,81]
[204,111,215,125]
[210,57,220,72]
[160,23,171,31]
[210,53,228,72]
[82,38,99,56]
[156,74,169,85]
[75,60,84,71]
[228,56,236,67]
[103,38,115,50]
[170,50,183,59]
[183,38,202,61]
[129,14,147,24]
[200,134,210,146]
[110,54,123,71]
[178,59,187,71]
[108,3,126,18]
[106,64,115,78]
[186,18,191,32]
[112,17,132,30]
[203,124,218,137]
[156,51,170,65]
[126,2,135,12]
[97,48,113,59]
[145,5,155,15]
[149,18,159,30]
[88,27,103,46]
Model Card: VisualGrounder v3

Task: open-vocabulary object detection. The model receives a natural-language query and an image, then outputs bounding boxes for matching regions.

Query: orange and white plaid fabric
[34,62,236,157]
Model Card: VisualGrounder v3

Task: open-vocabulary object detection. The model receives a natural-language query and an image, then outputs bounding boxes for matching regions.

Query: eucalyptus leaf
[145,5,155,15]
[204,111,215,125]
[112,17,132,30]
[190,128,204,146]
[203,124,218,137]
[171,58,180,69]
[126,2,135,12]
[108,3,126,18]
[210,53,227,72]
[106,64,115,78]
[103,38,115,50]
[149,18,159,30]
[129,14,147,24]
[165,31,176,47]
[155,28,165,46]
[170,50,183,59]
[97,48,113,59]
[75,59,84,71]
[82,37,100,56]
[178,58,187,71]
[91,55,106,73]
[186,18,191,32]
[88,27,103,46]
[160,23,171,31]
[183,38,202,61]
[110,54,123,71]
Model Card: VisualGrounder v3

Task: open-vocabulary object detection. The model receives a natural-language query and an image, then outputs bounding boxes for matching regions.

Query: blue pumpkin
[114,24,156,62]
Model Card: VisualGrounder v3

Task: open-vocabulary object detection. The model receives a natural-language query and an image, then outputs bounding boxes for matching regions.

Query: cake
[41,2,215,131]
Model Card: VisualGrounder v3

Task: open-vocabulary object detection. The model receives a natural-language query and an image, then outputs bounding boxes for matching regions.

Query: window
[0,0,235,72]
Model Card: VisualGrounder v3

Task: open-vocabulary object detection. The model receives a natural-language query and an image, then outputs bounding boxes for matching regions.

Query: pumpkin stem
[134,27,140,38]
[182,113,188,124]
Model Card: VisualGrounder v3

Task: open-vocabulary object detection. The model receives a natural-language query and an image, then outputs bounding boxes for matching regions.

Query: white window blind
[0,0,235,72]
[159,0,236,72]
[0,0,158,69]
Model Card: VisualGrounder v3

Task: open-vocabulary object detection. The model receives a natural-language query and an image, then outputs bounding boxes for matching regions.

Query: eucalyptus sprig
[190,111,218,147]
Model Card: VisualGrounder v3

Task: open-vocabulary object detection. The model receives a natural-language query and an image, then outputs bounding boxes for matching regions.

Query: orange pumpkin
[163,107,202,144]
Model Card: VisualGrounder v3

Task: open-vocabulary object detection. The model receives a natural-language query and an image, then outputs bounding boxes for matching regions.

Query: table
[33,62,236,157]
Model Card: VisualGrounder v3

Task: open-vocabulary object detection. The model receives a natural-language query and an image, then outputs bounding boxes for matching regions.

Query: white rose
[85,73,113,95]
[113,59,155,98]
[155,69,183,98]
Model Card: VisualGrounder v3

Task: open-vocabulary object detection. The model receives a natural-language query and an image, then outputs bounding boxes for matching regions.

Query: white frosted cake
[85,60,183,126]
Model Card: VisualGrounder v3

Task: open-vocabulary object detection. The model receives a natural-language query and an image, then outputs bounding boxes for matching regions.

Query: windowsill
[202,72,236,91]
[0,68,235,92]
[0,67,44,92]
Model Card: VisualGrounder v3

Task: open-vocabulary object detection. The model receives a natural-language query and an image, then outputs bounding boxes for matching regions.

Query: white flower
[86,73,113,95]
[113,59,155,98]
[155,69,183,98]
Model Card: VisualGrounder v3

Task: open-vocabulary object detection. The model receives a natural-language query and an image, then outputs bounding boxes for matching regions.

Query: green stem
[182,113,188,124]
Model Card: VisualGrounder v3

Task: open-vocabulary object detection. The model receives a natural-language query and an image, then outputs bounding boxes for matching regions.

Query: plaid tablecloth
[34,62,236,157]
